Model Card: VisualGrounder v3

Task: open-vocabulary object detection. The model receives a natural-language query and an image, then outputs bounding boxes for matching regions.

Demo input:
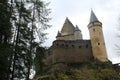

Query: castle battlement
[53,40,92,49]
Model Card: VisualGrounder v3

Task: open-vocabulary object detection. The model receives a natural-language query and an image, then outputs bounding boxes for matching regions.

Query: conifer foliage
[0,0,50,80]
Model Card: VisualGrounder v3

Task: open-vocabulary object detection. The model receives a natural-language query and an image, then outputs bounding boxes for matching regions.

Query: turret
[87,10,108,62]
[56,31,61,40]
[74,25,83,40]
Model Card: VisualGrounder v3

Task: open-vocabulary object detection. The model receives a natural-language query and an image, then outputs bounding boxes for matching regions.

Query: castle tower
[56,17,75,40]
[61,17,75,36]
[87,10,108,62]
[74,25,83,40]
[56,17,83,40]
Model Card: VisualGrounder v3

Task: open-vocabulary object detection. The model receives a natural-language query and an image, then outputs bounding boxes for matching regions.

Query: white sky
[43,0,120,64]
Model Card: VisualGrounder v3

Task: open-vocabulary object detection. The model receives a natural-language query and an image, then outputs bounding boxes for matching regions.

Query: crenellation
[53,40,92,49]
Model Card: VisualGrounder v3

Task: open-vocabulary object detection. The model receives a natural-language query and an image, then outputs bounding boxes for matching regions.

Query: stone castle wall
[56,34,75,40]
[45,40,93,65]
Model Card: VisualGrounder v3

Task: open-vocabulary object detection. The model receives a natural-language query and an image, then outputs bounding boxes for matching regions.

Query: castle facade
[45,10,108,66]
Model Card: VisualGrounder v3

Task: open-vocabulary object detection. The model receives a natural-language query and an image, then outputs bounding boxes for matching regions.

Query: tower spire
[56,31,61,37]
[89,10,99,23]
[75,25,81,32]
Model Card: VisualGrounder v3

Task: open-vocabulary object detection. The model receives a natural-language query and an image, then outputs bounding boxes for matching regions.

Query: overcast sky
[43,0,120,64]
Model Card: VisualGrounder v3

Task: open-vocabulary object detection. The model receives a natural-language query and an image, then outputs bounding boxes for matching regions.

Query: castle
[45,10,108,66]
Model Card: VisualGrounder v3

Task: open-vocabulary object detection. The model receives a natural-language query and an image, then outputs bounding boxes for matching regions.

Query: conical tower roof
[89,10,99,23]
[61,17,75,35]
[75,25,81,32]
[56,31,61,37]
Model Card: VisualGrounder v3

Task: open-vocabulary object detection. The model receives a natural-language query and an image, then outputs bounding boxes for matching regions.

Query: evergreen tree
[0,0,13,80]
[26,0,51,79]
[0,0,50,79]
[11,0,32,79]
[34,47,45,76]
[10,0,51,79]
[0,0,12,44]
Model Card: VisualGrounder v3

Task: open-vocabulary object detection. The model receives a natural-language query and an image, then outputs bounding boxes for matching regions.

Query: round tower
[87,10,108,62]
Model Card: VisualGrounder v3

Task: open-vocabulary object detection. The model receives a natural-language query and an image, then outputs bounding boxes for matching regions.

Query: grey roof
[65,17,75,29]
[75,25,81,32]
[89,10,99,23]
[61,17,75,35]
[56,31,61,37]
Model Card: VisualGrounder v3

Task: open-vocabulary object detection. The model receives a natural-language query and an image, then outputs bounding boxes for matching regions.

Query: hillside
[33,60,120,80]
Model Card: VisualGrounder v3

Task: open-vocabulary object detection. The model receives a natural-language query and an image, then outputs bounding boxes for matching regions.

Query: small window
[72,45,74,48]
[86,45,88,48]
[62,44,64,46]
[79,46,81,48]
[56,43,59,46]
[93,28,95,31]
[66,44,68,48]
[98,43,100,45]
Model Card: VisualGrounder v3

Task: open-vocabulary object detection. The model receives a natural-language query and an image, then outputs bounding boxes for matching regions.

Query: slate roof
[89,10,99,23]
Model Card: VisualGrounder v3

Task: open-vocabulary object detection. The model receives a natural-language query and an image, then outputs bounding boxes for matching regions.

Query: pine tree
[34,47,45,76]
[10,0,51,79]
[0,0,13,80]
[0,0,51,79]
[25,0,51,79]
[28,0,51,78]
[11,0,32,79]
